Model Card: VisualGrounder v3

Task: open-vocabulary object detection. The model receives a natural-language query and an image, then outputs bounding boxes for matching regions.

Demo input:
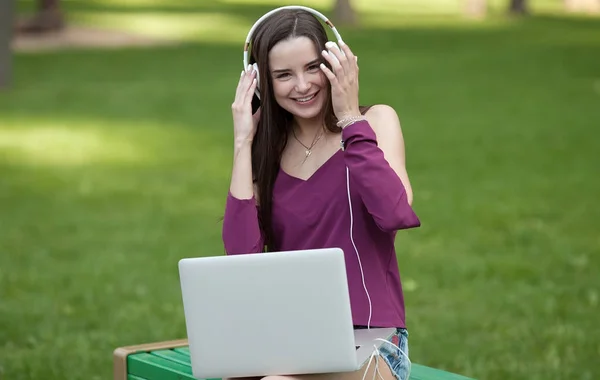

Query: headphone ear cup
[252,63,261,99]
[252,63,260,89]
[326,41,344,65]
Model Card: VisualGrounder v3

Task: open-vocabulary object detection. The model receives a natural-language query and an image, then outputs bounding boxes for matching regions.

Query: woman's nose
[295,75,311,93]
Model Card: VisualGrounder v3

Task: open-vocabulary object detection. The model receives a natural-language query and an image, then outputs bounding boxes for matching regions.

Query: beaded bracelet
[336,115,366,129]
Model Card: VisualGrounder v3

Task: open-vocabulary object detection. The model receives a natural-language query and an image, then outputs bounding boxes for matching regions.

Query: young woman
[222,7,420,380]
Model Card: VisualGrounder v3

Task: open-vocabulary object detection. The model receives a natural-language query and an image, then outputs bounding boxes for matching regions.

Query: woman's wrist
[234,136,253,151]
[336,114,366,129]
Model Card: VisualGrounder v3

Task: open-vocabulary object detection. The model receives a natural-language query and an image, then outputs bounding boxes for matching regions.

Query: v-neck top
[222,120,421,328]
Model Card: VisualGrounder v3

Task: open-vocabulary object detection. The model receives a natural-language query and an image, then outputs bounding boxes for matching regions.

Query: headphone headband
[243,5,343,69]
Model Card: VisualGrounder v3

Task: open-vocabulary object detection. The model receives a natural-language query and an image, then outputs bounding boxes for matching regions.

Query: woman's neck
[292,116,324,139]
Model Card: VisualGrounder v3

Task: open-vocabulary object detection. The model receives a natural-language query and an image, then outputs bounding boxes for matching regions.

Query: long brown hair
[249,9,370,251]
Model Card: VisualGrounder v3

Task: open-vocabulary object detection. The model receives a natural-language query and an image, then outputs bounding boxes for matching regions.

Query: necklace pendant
[306,150,311,157]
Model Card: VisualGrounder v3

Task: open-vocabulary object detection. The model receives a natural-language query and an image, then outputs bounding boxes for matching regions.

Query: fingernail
[325,41,334,48]
[322,50,328,55]
[247,64,252,72]
[241,70,244,76]
[339,39,345,46]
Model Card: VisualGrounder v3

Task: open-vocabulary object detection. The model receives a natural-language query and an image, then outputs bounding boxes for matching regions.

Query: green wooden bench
[113,339,475,380]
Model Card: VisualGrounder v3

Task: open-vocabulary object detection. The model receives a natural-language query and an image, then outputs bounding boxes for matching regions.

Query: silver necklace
[292,128,324,160]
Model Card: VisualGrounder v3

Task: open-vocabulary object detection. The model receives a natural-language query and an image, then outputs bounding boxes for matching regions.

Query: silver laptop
[178,247,396,379]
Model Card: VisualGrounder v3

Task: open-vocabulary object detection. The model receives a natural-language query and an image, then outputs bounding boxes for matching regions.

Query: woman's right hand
[231,65,260,144]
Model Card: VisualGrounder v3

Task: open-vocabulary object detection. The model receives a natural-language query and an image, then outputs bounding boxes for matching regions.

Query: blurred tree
[18,0,64,34]
[564,0,600,13]
[464,0,488,18]
[508,0,529,15]
[0,0,14,88]
[333,0,358,26]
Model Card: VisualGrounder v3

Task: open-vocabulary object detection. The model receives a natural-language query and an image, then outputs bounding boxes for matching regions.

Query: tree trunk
[18,0,65,34]
[333,0,358,26]
[1,0,15,89]
[508,0,529,15]
[464,0,488,19]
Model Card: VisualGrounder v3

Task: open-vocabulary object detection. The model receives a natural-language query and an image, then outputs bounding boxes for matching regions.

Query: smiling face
[268,36,328,123]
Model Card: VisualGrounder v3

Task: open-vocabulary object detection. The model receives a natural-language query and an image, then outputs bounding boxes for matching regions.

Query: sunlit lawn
[2,1,599,380]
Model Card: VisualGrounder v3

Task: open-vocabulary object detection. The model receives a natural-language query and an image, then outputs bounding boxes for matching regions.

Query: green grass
[2,1,600,379]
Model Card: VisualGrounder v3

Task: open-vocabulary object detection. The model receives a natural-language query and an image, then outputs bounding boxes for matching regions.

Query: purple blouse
[222,120,420,328]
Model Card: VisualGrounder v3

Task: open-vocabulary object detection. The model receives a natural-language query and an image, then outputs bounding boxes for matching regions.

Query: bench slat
[152,349,193,367]
[173,347,191,356]
[128,352,195,380]
[410,364,474,380]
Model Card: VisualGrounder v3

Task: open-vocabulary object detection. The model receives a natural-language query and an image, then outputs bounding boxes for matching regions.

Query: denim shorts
[376,328,410,380]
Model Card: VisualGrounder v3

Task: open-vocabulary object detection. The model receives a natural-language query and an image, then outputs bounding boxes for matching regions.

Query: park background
[1,0,599,379]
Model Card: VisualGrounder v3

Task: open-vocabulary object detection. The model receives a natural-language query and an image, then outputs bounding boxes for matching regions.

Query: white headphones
[242,5,344,100]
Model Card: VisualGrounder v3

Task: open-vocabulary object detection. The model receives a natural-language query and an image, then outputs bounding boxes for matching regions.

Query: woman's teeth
[295,93,316,103]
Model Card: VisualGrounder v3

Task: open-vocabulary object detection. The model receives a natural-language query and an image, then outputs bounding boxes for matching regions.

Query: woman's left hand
[320,40,362,123]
